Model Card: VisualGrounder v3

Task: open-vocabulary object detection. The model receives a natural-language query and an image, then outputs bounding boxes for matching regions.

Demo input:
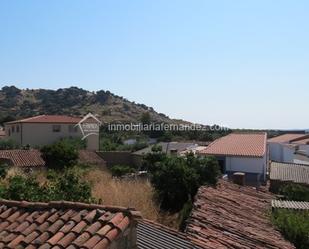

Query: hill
[0,86,182,124]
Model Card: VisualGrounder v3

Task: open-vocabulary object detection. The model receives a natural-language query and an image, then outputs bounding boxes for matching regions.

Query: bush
[272,209,309,249]
[0,139,19,150]
[279,183,309,202]
[110,165,135,177]
[0,169,93,203]
[0,163,8,179]
[151,157,199,211]
[41,140,79,170]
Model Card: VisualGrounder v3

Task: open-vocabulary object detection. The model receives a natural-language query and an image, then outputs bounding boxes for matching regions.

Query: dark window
[12,126,15,133]
[52,125,61,132]
[16,125,19,133]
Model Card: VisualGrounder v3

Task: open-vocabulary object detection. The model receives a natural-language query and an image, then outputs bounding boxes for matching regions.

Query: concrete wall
[269,142,296,163]
[225,155,267,181]
[5,123,99,150]
[98,151,134,167]
[298,144,309,156]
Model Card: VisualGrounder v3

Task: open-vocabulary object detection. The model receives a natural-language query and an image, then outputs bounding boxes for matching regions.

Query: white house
[268,134,309,163]
[199,133,268,183]
[4,115,99,150]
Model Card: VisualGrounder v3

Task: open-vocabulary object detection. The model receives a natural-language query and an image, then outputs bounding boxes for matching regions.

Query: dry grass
[84,168,181,228]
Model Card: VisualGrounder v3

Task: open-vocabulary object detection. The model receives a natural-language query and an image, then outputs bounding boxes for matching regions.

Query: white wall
[225,155,267,181]
[282,146,295,163]
[268,142,296,163]
[298,144,309,156]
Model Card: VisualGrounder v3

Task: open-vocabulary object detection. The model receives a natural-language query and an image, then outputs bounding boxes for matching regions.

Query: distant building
[268,133,309,163]
[4,115,99,150]
[199,133,268,183]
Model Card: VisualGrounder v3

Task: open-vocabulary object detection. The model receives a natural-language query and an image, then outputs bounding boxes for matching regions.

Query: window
[8,129,11,136]
[12,126,15,133]
[68,125,78,133]
[52,125,61,132]
[16,125,19,133]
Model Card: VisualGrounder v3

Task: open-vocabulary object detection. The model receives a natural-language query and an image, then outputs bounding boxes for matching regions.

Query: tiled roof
[5,115,82,124]
[268,134,308,143]
[186,180,295,249]
[270,162,309,185]
[0,150,45,168]
[272,200,309,210]
[78,150,106,166]
[137,219,202,249]
[292,138,309,145]
[199,133,267,158]
[0,199,141,249]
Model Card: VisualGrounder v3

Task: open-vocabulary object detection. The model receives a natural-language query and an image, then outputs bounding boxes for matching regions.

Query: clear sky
[0,0,308,129]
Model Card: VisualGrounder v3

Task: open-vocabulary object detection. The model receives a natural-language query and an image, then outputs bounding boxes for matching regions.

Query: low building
[0,199,141,249]
[4,115,99,150]
[199,133,267,183]
[0,129,5,140]
[272,200,309,211]
[185,180,295,249]
[268,133,309,163]
[269,161,309,192]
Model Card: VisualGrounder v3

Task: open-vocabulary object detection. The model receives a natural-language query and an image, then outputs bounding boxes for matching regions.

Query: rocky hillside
[0,86,181,124]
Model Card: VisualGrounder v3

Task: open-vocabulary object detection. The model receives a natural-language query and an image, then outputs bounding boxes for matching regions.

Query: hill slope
[0,86,179,124]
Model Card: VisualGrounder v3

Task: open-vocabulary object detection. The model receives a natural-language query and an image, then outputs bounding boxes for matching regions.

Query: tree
[41,140,78,170]
[0,139,19,150]
[151,157,199,211]
[140,112,151,124]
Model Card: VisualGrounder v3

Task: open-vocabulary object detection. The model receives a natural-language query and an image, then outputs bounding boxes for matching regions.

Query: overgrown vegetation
[0,139,20,150]
[41,139,79,170]
[110,165,136,177]
[0,167,93,203]
[272,210,309,249]
[279,183,309,202]
[144,147,220,212]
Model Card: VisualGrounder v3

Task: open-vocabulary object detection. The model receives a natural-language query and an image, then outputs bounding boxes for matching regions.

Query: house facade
[199,133,268,183]
[4,115,99,150]
[268,133,309,163]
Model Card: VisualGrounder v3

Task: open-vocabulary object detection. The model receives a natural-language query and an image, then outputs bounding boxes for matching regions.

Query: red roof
[186,180,295,249]
[292,137,309,145]
[0,199,141,249]
[0,149,45,167]
[200,133,267,158]
[5,115,82,124]
[268,134,308,143]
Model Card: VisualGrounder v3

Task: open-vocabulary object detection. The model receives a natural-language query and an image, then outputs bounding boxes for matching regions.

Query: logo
[76,113,102,140]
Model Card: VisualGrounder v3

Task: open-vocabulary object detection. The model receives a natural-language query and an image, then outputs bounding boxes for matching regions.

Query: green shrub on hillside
[272,209,309,249]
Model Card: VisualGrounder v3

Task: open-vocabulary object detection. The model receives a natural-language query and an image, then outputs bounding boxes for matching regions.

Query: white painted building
[268,134,309,163]
[200,133,268,183]
[4,115,99,150]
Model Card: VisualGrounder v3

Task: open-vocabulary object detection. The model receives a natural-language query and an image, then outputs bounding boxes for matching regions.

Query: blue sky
[0,0,308,129]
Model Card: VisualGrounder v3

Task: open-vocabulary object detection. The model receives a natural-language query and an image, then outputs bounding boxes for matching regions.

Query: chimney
[233,172,246,186]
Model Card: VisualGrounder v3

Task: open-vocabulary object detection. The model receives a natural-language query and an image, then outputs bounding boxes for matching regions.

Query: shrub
[110,165,135,177]
[151,157,199,211]
[272,209,309,249]
[0,163,8,179]
[279,183,309,201]
[41,140,78,170]
[0,139,19,150]
[1,169,93,203]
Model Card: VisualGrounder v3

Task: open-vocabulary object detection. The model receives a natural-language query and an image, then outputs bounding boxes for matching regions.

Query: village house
[199,133,268,184]
[4,115,99,150]
[268,133,309,163]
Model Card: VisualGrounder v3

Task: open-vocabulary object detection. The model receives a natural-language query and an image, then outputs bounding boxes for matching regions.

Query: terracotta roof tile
[185,180,295,249]
[268,133,308,143]
[0,199,141,249]
[5,115,82,124]
[0,150,45,168]
[78,150,106,166]
[200,133,267,158]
